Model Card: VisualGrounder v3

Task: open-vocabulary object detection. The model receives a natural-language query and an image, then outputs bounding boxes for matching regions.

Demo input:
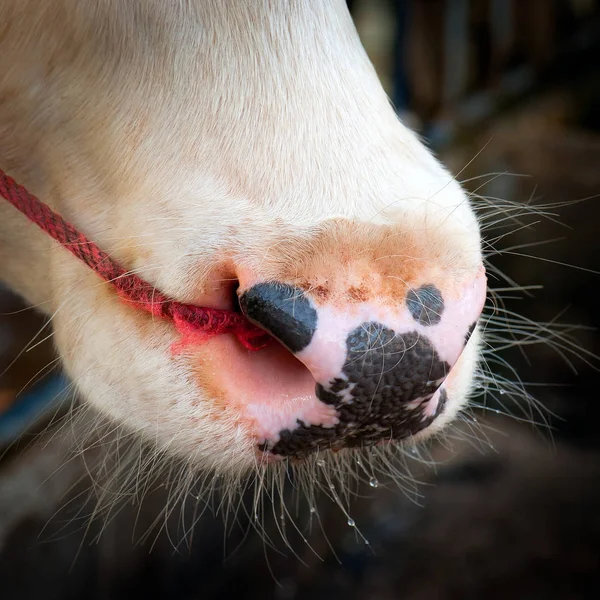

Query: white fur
[0,0,483,475]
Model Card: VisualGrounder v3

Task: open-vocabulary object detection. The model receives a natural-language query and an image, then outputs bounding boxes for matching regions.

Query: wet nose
[240,271,486,458]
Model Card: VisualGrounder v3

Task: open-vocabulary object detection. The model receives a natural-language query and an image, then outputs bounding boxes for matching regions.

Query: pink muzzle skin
[239,268,486,458]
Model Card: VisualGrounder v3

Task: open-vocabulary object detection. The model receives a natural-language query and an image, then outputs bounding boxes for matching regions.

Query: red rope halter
[0,168,271,351]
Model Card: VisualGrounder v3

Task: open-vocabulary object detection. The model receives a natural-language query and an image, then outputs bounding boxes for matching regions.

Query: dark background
[1,1,599,598]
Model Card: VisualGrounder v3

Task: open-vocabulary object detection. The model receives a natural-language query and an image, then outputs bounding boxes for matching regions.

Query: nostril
[239,282,318,353]
[230,280,242,312]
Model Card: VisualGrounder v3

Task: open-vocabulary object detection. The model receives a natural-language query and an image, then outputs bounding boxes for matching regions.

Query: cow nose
[239,282,318,353]
[239,269,486,459]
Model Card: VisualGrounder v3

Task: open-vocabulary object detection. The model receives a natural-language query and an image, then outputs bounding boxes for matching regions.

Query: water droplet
[356,459,362,466]
[499,390,506,395]
[329,483,335,490]
[369,478,379,488]
[309,506,316,513]
[316,459,325,467]
[365,539,370,545]
[347,518,355,527]
[471,416,478,422]
[410,448,418,455]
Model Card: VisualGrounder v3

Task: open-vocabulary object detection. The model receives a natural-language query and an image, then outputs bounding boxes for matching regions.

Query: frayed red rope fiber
[0,168,271,351]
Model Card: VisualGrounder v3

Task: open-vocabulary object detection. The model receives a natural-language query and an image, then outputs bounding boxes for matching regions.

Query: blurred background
[1,0,599,598]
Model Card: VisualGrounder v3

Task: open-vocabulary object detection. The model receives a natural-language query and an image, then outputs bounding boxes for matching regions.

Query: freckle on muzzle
[240,281,473,459]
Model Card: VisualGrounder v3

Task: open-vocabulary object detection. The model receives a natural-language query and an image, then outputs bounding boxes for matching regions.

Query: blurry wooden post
[489,0,515,81]
[406,0,445,122]
[392,0,412,114]
[442,0,470,107]
[527,0,557,69]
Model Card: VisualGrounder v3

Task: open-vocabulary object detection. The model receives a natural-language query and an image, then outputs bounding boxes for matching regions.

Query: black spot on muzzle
[263,323,450,459]
[239,282,317,353]
[406,284,444,326]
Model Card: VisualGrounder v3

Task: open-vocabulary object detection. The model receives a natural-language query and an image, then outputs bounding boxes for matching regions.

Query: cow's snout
[238,267,486,459]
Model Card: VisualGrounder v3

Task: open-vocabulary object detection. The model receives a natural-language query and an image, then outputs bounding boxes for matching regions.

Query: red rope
[0,168,271,351]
